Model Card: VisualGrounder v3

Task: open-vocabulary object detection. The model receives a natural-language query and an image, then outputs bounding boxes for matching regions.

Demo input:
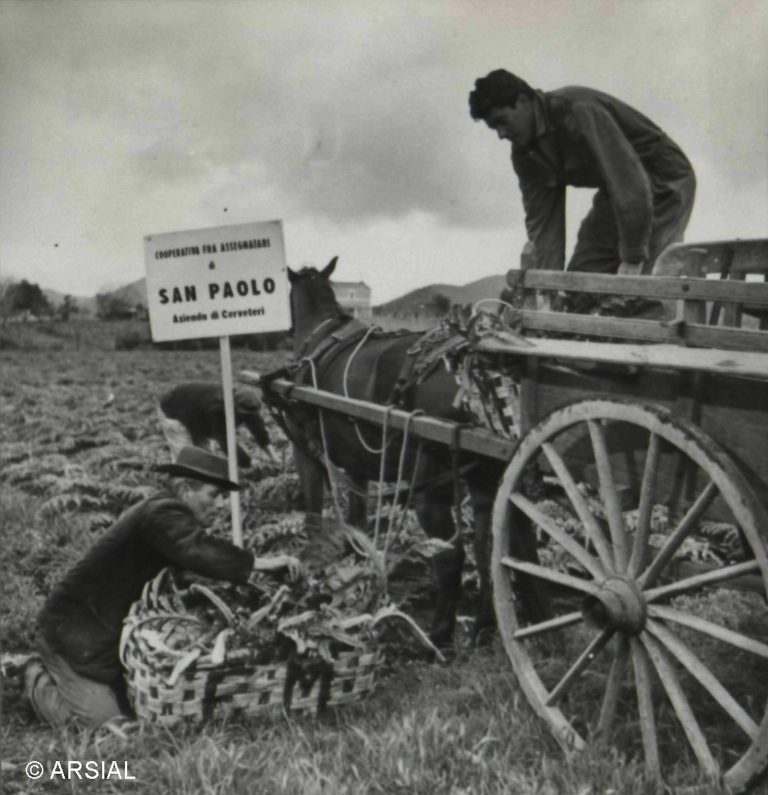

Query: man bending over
[25,446,299,729]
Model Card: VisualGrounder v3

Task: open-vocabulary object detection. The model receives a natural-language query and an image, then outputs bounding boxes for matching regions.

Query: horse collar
[297,315,351,360]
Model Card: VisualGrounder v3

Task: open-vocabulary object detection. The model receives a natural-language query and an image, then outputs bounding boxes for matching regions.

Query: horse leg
[413,481,464,649]
[466,462,552,644]
[292,443,325,536]
[465,469,499,646]
[507,506,552,626]
[292,443,350,568]
[345,476,368,529]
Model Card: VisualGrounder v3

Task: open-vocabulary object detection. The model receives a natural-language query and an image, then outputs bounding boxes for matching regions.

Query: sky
[1,0,766,305]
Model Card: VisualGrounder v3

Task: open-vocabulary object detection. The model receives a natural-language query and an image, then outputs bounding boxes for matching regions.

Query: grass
[4,644,671,795]
[0,347,749,794]
[0,318,152,351]
[0,311,430,353]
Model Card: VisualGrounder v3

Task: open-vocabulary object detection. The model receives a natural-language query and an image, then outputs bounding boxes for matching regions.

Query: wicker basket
[120,569,383,726]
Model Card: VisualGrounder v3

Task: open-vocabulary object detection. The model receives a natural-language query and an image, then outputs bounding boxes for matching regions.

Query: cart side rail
[474,335,768,380]
[241,372,517,463]
[506,239,768,354]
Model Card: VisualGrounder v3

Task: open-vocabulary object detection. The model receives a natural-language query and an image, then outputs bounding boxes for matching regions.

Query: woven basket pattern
[120,570,382,726]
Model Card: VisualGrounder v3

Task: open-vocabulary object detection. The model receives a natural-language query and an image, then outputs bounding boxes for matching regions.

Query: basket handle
[188,583,235,625]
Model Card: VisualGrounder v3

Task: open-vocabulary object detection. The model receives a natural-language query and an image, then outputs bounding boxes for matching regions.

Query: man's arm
[142,500,302,581]
[571,103,653,267]
[141,500,254,583]
[233,388,272,451]
[518,179,567,271]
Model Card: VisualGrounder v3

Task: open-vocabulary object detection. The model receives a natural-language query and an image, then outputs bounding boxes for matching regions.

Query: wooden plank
[528,365,768,514]
[707,245,736,326]
[699,375,768,505]
[474,336,768,379]
[632,323,768,352]
[241,374,518,462]
[510,270,768,305]
[654,238,768,278]
[519,310,768,352]
[518,357,539,435]
[723,259,744,328]
[522,311,671,343]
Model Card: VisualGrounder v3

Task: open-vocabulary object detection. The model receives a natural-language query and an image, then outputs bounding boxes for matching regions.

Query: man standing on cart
[468,70,696,313]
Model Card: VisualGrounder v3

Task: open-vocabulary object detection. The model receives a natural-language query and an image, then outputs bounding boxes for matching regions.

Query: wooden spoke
[513,611,583,640]
[638,481,719,589]
[491,398,768,792]
[596,635,629,738]
[509,492,605,580]
[644,560,761,603]
[630,637,661,783]
[545,628,613,707]
[587,420,630,572]
[645,619,759,738]
[541,442,615,571]
[628,431,660,577]
[640,633,720,778]
[500,556,601,596]
[647,604,768,660]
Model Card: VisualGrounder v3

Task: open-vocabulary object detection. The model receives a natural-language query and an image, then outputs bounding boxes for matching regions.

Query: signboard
[144,220,290,342]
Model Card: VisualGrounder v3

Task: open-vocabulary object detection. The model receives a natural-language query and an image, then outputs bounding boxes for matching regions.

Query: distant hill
[43,288,96,316]
[42,279,146,317]
[108,277,147,307]
[374,273,509,316]
[38,271,511,320]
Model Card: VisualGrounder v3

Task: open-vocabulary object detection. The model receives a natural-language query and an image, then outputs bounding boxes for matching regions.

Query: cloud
[0,0,766,300]
[74,3,510,229]
[2,1,511,228]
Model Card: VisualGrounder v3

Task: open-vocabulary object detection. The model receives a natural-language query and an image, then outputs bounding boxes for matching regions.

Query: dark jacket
[37,492,254,684]
[512,86,694,270]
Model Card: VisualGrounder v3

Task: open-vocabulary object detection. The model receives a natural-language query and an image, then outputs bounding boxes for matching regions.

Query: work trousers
[26,636,127,729]
[567,144,696,274]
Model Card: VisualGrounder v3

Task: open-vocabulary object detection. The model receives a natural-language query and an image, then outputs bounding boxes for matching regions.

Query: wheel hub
[581,576,646,633]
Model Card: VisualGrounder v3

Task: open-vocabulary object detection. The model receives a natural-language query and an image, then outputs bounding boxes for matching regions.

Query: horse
[270,257,507,647]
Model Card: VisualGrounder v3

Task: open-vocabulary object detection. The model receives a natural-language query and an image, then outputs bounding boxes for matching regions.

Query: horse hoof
[422,639,455,665]
[428,626,456,652]
[470,625,496,648]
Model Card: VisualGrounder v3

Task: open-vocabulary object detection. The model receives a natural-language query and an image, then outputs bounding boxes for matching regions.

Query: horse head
[286,256,350,351]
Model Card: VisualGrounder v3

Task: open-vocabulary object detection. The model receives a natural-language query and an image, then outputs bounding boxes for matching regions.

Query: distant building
[331,280,372,320]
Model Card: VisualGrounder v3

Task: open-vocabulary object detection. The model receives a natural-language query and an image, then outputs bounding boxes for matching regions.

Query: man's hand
[617,261,644,276]
[253,554,303,580]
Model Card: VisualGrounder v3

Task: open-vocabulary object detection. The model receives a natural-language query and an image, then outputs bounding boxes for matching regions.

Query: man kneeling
[25,446,299,729]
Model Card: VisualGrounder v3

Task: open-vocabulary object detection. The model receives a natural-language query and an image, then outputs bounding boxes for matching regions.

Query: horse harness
[260,315,477,502]
[259,315,389,465]
[293,315,473,413]
[294,316,373,373]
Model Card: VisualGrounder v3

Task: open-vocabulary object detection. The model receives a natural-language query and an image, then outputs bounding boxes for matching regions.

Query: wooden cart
[250,238,768,792]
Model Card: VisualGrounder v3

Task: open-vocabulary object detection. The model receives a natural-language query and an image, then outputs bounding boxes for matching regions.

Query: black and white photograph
[1,1,767,792]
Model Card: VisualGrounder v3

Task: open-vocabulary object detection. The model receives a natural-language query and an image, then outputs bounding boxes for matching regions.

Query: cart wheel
[491,398,768,793]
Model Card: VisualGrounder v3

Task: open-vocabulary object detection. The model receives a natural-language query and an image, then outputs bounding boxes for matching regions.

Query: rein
[302,354,428,571]
[341,324,391,455]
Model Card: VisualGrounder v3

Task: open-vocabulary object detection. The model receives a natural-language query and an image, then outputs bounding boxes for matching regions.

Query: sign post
[218,334,242,546]
[144,220,290,546]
